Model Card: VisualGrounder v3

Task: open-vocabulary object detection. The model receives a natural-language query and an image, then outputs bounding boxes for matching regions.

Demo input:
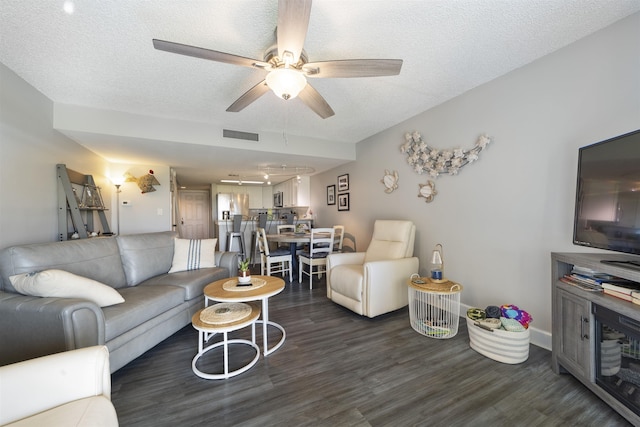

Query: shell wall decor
[381,169,399,193]
[418,180,437,203]
[399,131,491,202]
[400,131,491,178]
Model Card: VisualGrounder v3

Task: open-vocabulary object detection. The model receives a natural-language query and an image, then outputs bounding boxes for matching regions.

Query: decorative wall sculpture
[125,170,161,194]
[400,131,491,178]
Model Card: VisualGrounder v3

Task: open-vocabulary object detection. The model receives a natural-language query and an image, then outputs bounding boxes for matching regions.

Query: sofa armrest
[326,252,366,298]
[0,345,112,425]
[0,292,105,367]
[362,257,419,317]
[215,251,239,276]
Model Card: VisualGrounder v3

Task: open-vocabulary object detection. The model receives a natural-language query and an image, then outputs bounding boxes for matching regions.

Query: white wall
[109,163,172,235]
[311,13,640,349]
[0,63,112,246]
[0,63,173,245]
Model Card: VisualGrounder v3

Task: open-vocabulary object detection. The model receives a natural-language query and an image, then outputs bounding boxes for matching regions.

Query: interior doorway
[177,190,211,239]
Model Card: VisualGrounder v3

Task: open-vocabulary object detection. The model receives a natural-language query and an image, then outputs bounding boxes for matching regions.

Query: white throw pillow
[169,238,217,273]
[9,269,125,307]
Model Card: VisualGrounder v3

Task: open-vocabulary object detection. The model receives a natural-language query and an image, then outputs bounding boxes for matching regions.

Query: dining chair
[277,224,303,253]
[284,213,295,225]
[257,227,292,282]
[277,224,295,233]
[226,215,246,260]
[333,225,345,252]
[250,213,268,265]
[298,227,335,289]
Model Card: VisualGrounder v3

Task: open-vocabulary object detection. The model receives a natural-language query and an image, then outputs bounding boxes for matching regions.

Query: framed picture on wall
[327,185,336,205]
[338,192,350,211]
[338,174,349,192]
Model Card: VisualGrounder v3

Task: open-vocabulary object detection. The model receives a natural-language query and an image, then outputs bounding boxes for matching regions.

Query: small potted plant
[238,258,252,284]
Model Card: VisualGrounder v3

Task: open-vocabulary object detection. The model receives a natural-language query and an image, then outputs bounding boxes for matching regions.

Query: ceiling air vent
[223,129,259,142]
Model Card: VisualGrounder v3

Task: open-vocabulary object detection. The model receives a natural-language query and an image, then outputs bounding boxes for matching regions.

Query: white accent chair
[326,220,419,317]
[257,227,293,282]
[298,227,335,289]
[0,345,118,426]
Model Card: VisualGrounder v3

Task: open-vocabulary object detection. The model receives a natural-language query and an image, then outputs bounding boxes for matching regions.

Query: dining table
[265,231,312,276]
[266,230,336,277]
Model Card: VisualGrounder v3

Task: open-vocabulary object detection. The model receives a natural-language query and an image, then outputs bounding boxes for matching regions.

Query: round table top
[191,302,261,332]
[407,277,463,294]
[204,275,286,302]
[266,232,311,243]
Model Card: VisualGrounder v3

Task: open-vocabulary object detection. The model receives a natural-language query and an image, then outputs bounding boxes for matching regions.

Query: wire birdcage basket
[408,274,462,339]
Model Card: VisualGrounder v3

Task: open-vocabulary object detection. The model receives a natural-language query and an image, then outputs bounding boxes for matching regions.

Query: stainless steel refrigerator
[216,193,249,220]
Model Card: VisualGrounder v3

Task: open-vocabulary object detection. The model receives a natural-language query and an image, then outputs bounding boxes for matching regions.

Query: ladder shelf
[57,164,112,240]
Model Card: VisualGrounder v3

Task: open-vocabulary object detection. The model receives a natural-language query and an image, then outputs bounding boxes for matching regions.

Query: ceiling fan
[152,0,402,119]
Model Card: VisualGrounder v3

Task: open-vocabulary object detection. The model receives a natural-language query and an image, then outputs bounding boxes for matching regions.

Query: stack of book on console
[560,266,606,291]
[561,266,640,302]
[601,280,640,304]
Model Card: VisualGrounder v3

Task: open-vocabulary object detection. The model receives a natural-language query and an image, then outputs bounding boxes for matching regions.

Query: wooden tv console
[552,252,640,425]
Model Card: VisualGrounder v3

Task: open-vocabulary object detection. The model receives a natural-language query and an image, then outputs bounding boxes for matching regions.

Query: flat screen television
[573,129,640,264]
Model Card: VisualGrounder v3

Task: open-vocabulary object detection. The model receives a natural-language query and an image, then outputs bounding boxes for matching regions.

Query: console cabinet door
[555,288,591,380]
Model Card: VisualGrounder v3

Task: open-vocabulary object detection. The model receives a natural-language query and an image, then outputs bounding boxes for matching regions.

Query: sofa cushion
[141,267,229,300]
[116,232,177,286]
[0,238,127,292]
[168,238,217,273]
[9,270,124,307]
[102,285,184,341]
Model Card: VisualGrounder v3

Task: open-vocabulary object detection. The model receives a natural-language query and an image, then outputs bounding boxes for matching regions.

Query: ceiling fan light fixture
[266,68,306,100]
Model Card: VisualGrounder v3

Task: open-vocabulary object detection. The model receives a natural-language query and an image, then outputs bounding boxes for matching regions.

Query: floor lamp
[113,183,122,236]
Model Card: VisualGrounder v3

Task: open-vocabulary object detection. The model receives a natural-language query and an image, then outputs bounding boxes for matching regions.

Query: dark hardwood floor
[111,273,632,426]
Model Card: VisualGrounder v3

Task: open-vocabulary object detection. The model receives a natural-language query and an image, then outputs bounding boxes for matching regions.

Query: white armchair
[0,346,118,426]
[326,220,419,318]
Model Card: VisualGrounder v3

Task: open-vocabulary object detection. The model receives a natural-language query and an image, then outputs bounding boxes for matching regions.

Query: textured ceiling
[1,0,639,186]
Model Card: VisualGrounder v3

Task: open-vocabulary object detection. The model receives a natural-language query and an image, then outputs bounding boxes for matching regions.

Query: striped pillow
[168,238,217,273]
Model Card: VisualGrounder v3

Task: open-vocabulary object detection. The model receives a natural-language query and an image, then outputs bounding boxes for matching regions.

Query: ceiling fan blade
[226,80,271,112]
[153,39,269,69]
[303,59,403,78]
[277,0,312,64]
[297,84,334,119]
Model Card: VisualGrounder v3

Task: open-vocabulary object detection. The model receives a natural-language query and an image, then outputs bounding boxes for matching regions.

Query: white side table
[408,276,463,339]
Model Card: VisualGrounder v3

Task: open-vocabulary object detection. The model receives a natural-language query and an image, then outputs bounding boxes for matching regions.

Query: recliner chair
[0,345,118,426]
[326,220,419,318]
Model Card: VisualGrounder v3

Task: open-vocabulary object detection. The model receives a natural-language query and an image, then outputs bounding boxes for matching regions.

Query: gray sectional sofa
[0,231,237,372]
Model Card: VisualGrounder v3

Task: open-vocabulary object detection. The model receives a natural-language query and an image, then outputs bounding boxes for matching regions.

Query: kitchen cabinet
[276,176,310,208]
[246,186,263,209]
[215,185,264,209]
[262,186,273,209]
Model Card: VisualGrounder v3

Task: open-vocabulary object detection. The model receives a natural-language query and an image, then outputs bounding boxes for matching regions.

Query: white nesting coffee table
[191,301,261,379]
[204,275,285,356]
